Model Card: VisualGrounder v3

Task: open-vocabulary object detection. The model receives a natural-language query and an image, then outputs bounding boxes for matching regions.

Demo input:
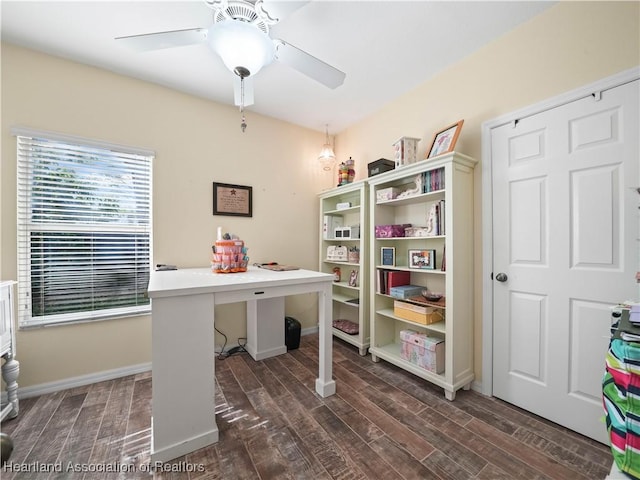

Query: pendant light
[318,125,336,171]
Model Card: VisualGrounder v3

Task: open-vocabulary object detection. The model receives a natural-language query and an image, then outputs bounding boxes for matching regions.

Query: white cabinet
[368,152,476,400]
[318,180,369,355]
[1,280,19,420]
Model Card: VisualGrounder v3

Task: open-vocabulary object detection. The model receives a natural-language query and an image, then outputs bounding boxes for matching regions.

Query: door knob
[495,272,508,282]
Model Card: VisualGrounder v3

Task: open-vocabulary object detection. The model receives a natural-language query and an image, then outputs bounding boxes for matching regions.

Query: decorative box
[390,285,424,299]
[404,226,431,237]
[326,245,348,261]
[394,300,443,325]
[368,158,395,177]
[375,224,411,238]
[399,330,444,373]
[376,187,401,202]
[336,202,351,210]
[393,137,421,168]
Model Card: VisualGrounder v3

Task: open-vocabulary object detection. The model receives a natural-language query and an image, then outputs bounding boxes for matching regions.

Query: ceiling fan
[116,0,346,131]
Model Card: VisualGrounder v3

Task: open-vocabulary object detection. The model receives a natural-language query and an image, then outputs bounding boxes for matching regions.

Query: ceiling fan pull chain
[240,76,247,133]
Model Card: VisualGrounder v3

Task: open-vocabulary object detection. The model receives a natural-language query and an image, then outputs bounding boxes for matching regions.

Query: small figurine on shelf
[346,157,355,183]
[337,162,349,186]
[333,267,341,282]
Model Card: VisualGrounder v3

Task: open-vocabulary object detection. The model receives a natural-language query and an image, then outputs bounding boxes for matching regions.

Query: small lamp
[318,125,336,171]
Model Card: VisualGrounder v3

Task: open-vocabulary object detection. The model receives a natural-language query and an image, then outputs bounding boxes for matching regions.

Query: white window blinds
[16,132,153,327]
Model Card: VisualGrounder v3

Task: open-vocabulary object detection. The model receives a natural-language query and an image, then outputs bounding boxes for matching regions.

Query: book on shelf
[377,269,410,294]
[425,200,446,236]
[441,246,446,272]
[388,271,410,291]
[426,204,438,235]
[421,167,445,193]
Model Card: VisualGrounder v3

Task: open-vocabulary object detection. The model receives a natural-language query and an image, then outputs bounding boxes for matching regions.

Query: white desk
[146,266,335,463]
[1,281,19,422]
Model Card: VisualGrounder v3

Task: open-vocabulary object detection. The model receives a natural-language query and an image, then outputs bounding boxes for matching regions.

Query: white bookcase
[318,180,369,355]
[368,152,476,400]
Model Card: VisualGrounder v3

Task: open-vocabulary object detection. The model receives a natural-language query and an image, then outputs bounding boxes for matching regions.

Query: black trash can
[285,316,301,351]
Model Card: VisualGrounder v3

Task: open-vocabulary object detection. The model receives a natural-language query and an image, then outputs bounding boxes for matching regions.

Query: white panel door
[492,80,639,443]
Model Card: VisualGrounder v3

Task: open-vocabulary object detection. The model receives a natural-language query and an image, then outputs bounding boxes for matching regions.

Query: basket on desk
[211,240,249,273]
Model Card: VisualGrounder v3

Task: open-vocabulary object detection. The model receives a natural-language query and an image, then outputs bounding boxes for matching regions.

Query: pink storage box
[399,330,444,373]
[375,224,411,238]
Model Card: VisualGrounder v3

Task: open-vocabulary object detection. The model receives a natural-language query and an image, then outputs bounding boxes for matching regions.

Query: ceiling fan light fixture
[207,20,275,76]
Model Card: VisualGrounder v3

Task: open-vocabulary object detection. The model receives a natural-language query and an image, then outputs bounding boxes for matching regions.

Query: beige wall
[338,1,640,384]
[2,1,639,390]
[1,43,331,388]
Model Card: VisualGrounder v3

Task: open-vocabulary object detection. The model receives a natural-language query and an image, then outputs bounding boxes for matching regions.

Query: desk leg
[151,294,219,463]
[315,283,336,397]
[246,297,287,361]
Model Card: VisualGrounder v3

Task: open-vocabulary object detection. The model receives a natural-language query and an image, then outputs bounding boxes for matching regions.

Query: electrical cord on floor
[215,327,248,360]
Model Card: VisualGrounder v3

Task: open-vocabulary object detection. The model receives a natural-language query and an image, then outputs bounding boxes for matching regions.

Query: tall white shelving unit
[368,152,476,400]
[318,180,369,355]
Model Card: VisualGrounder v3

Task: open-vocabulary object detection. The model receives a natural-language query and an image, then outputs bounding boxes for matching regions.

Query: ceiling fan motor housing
[207,0,276,76]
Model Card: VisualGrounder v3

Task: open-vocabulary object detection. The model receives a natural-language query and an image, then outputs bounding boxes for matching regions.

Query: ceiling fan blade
[274,40,345,89]
[255,0,309,24]
[115,28,207,52]
[233,76,255,107]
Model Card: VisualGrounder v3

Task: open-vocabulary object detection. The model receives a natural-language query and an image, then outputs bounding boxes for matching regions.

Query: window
[15,129,153,327]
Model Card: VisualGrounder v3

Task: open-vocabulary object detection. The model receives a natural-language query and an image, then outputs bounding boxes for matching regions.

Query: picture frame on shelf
[427,120,464,159]
[348,269,358,287]
[408,249,436,269]
[381,247,396,266]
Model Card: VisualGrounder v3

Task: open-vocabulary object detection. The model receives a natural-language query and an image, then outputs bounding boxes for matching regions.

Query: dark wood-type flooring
[1,334,613,479]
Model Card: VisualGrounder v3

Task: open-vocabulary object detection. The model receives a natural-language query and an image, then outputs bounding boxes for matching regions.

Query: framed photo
[213,182,252,217]
[408,249,436,269]
[381,247,395,266]
[348,269,358,287]
[427,120,464,159]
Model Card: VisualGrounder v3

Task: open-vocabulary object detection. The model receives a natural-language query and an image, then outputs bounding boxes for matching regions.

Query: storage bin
[375,224,411,238]
[400,329,444,373]
[376,187,401,202]
[394,300,443,325]
[211,239,248,273]
[390,285,424,299]
[404,226,431,237]
[368,158,395,177]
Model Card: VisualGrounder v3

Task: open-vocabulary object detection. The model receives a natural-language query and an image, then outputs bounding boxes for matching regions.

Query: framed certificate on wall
[213,182,252,217]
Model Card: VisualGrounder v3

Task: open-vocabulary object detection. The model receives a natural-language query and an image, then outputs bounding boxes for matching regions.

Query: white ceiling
[1,1,555,134]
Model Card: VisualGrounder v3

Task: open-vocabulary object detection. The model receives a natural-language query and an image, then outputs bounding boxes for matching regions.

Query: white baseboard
[471,379,484,394]
[8,326,319,401]
[13,362,152,400]
[302,326,318,336]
